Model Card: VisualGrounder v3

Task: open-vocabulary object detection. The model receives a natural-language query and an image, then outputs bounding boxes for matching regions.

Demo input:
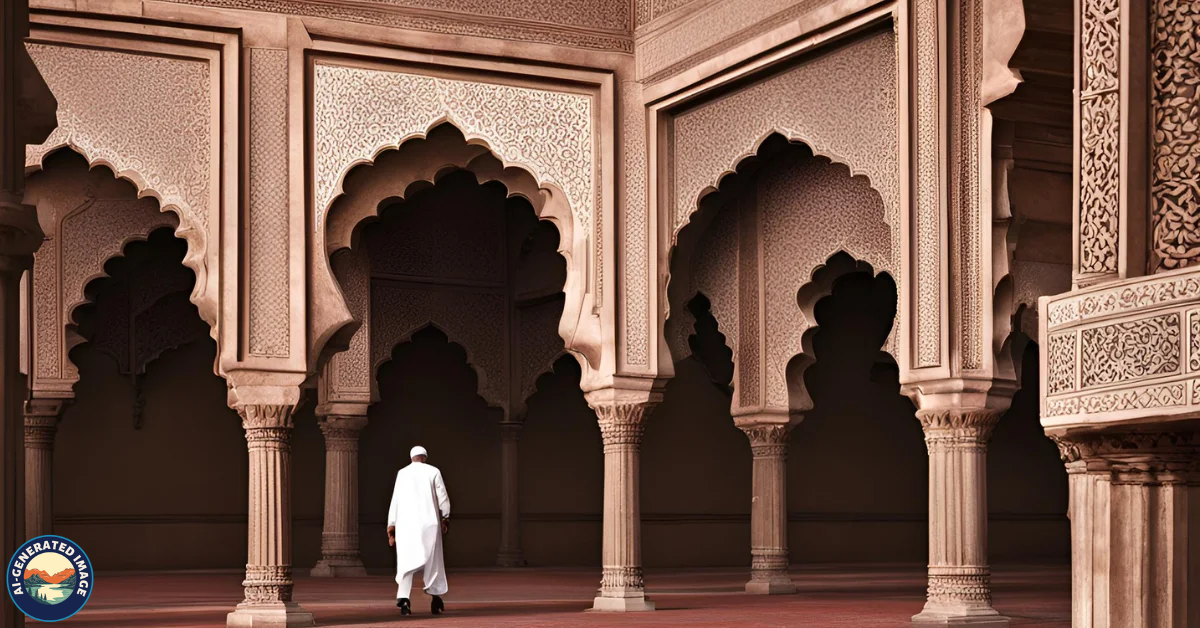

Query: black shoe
[431,595,444,615]
[397,598,411,615]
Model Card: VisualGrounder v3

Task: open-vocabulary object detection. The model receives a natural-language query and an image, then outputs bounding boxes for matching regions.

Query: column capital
[736,422,793,459]
[23,398,67,449]
[587,387,660,451]
[1046,429,1200,479]
[499,421,523,441]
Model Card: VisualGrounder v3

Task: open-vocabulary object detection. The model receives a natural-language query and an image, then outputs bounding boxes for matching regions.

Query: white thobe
[387,461,451,598]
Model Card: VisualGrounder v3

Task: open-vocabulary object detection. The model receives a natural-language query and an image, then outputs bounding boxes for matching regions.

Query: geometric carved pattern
[370,281,508,409]
[24,44,212,232]
[1046,332,1076,395]
[312,62,595,281]
[1150,0,1200,271]
[247,49,291,357]
[1079,313,1181,389]
[1077,0,1121,276]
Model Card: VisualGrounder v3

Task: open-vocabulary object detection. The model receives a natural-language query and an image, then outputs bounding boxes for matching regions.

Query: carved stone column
[497,420,525,567]
[913,408,1007,626]
[23,398,64,539]
[311,414,367,578]
[1050,431,1200,628]
[588,390,657,612]
[227,405,314,627]
[737,422,796,594]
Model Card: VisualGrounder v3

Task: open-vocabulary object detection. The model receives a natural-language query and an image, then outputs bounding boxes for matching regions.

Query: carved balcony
[1039,267,1200,431]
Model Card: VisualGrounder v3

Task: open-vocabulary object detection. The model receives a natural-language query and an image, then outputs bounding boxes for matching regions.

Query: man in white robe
[387,445,451,616]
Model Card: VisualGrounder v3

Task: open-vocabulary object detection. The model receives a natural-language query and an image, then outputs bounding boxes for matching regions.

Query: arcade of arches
[0,0,1197,625]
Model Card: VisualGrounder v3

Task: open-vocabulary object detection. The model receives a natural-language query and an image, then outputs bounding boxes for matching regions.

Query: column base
[496,549,526,568]
[912,608,1009,626]
[310,558,367,578]
[590,595,655,612]
[226,602,315,627]
[745,577,797,595]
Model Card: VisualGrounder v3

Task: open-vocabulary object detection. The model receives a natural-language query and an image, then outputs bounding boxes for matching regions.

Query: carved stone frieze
[247,49,291,358]
[1150,0,1200,271]
[1079,313,1181,388]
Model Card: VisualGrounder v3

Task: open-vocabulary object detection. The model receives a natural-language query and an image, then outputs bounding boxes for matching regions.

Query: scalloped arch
[373,322,500,409]
[26,146,215,334]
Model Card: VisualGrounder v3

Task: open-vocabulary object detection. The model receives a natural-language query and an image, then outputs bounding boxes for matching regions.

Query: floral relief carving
[1046,332,1077,394]
[1077,0,1121,276]
[1150,0,1200,270]
[247,49,291,358]
[313,62,595,266]
[24,44,213,233]
[950,0,984,370]
[371,282,508,408]
[1079,93,1121,275]
[1079,313,1181,389]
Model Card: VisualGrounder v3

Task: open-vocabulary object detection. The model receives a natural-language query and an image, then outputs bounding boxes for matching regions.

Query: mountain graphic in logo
[22,557,77,605]
[7,535,93,621]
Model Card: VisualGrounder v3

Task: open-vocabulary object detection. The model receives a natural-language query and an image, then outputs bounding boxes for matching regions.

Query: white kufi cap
[410,446,428,459]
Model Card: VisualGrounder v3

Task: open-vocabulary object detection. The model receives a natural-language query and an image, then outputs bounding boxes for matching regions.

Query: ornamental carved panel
[518,298,566,404]
[1077,0,1121,277]
[1041,267,1200,425]
[1150,0,1200,271]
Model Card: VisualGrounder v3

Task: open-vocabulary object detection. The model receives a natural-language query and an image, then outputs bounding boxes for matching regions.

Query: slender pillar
[23,398,63,539]
[1051,431,1200,628]
[311,414,367,578]
[227,405,314,627]
[913,409,1007,626]
[497,420,525,567]
[589,395,655,612]
[738,423,796,594]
